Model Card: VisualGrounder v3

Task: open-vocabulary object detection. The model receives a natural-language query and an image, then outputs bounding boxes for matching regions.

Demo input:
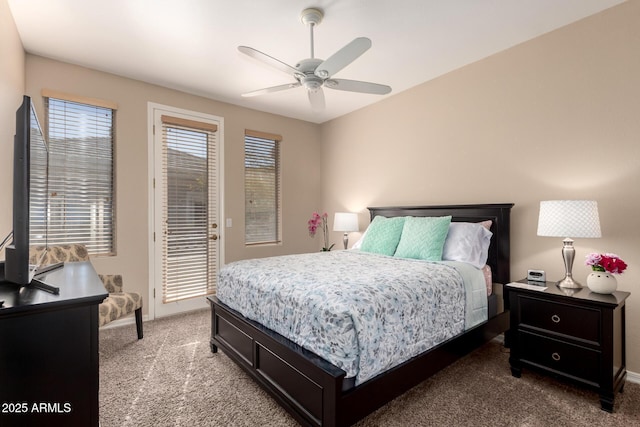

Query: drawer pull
[551,314,561,323]
[551,352,561,361]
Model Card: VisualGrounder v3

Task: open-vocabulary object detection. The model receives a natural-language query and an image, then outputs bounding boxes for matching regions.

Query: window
[44,91,116,255]
[244,130,281,245]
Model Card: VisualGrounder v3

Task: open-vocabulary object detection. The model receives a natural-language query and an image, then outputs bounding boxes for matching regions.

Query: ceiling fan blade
[324,78,391,95]
[314,37,371,79]
[241,82,301,97]
[308,88,325,111]
[238,46,299,77]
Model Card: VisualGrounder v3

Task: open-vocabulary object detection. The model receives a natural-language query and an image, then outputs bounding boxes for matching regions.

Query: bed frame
[208,203,513,426]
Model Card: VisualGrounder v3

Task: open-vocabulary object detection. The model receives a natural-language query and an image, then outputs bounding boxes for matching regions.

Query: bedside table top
[507,279,630,307]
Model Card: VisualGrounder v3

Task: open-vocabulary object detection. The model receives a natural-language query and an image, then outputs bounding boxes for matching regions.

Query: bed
[208,203,513,427]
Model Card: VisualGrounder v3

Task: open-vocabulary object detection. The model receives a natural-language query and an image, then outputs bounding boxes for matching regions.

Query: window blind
[45,97,115,255]
[161,117,218,303]
[29,108,49,246]
[244,131,281,245]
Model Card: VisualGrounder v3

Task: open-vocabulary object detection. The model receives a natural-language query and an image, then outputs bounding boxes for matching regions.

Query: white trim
[100,307,212,332]
[491,334,504,344]
[146,102,224,320]
[147,104,156,321]
[626,370,640,384]
[99,314,147,330]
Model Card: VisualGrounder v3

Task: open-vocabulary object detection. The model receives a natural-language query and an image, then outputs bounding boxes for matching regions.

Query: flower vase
[586,272,617,294]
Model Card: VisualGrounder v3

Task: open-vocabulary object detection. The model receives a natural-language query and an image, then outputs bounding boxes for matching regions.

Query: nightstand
[507,280,629,412]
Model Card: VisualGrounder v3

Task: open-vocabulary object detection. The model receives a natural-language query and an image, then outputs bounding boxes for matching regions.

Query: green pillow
[360,216,406,256]
[394,216,452,260]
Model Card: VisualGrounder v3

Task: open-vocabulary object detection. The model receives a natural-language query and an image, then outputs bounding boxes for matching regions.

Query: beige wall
[18,55,321,315]
[321,1,640,372]
[0,0,25,255]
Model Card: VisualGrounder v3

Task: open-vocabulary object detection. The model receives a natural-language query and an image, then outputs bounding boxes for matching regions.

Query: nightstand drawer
[520,331,600,384]
[519,296,600,343]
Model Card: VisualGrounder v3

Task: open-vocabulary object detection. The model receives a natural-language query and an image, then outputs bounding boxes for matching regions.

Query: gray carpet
[99,309,640,426]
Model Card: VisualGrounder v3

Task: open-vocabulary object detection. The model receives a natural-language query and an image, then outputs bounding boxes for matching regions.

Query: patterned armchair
[30,244,143,339]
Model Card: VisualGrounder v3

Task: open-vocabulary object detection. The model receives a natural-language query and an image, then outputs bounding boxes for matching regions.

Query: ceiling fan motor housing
[295,58,324,91]
[301,76,323,91]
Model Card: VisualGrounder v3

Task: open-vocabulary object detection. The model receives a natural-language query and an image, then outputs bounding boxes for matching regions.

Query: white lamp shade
[537,200,601,238]
[333,212,359,232]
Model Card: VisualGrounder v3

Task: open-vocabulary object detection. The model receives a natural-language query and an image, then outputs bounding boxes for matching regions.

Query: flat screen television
[2,95,51,286]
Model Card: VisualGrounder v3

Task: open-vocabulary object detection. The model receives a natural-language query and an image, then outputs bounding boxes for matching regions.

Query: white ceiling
[8,0,625,124]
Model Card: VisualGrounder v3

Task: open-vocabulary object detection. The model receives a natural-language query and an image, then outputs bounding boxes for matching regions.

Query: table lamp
[537,200,601,288]
[333,212,359,250]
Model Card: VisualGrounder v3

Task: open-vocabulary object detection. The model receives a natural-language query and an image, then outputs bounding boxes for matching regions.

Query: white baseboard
[99,313,149,330]
[492,335,505,344]
[626,370,640,384]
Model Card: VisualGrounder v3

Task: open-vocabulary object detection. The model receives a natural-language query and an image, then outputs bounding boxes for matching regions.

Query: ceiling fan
[238,7,392,111]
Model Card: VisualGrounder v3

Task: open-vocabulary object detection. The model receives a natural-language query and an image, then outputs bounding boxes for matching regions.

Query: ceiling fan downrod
[300,8,323,59]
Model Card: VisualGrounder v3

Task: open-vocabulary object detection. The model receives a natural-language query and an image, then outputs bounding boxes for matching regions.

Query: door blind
[45,97,115,254]
[161,116,218,303]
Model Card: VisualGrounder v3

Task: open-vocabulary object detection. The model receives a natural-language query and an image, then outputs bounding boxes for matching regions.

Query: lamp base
[557,276,582,289]
[557,237,581,289]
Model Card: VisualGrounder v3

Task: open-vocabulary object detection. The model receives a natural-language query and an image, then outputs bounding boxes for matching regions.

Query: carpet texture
[99,309,640,426]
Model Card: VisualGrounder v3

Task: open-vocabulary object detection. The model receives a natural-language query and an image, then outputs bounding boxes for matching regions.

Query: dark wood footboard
[209,297,346,426]
[209,296,509,427]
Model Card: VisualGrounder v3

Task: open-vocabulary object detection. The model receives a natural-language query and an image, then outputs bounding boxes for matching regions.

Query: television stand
[29,262,65,294]
[0,261,108,426]
[30,278,60,295]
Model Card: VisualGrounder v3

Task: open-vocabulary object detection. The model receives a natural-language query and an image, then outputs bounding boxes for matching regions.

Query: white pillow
[442,221,492,268]
[351,228,367,250]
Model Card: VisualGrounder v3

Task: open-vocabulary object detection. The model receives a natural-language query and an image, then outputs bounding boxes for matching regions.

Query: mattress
[217,250,487,385]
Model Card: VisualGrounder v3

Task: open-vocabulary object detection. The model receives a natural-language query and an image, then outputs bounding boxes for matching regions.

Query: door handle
[210,235,218,240]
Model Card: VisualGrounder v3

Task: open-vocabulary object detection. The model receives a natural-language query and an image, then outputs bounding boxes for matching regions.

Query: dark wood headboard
[367,203,514,285]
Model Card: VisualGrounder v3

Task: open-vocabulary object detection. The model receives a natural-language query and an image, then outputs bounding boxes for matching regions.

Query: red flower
[600,255,628,274]
[586,252,627,274]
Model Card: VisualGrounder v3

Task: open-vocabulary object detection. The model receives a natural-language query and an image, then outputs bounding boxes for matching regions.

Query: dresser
[0,261,108,427]
[507,280,629,412]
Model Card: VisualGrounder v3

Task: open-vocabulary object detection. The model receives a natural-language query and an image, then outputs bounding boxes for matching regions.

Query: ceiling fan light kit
[239,7,391,111]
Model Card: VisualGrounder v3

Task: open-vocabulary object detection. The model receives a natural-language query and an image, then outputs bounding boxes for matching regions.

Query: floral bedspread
[217,250,483,384]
